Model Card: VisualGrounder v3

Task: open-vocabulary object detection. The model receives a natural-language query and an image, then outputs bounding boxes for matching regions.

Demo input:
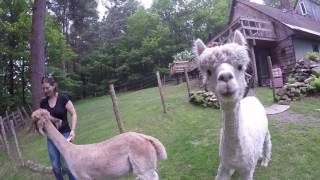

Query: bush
[310,77,320,90]
[307,52,319,61]
[307,77,320,94]
[173,50,194,62]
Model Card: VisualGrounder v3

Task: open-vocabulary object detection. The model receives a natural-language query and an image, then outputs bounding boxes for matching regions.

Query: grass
[1,84,320,179]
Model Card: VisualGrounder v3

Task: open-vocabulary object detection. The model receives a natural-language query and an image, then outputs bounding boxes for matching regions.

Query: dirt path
[268,110,320,123]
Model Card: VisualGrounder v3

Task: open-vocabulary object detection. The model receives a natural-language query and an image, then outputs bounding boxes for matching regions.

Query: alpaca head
[193,30,250,103]
[32,109,62,135]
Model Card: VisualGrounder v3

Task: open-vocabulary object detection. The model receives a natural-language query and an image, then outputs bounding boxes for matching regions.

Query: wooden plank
[242,26,273,32]
[246,36,276,41]
[9,120,24,166]
[240,17,272,24]
[22,107,31,120]
[0,116,11,158]
[18,108,26,127]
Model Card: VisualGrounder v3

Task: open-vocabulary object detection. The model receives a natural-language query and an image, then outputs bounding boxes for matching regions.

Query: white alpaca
[193,30,271,180]
[32,109,167,180]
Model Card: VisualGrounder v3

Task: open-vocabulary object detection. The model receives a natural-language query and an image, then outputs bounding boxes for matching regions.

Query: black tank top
[40,94,71,133]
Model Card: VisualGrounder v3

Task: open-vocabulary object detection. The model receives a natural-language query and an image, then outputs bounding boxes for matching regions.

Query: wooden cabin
[212,0,320,86]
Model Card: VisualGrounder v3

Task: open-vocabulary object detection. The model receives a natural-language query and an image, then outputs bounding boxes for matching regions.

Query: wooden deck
[212,17,277,44]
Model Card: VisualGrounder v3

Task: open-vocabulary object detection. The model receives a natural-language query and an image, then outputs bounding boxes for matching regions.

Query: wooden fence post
[18,108,26,127]
[156,71,167,113]
[0,132,3,149]
[184,68,191,98]
[267,56,276,102]
[22,107,31,120]
[9,120,24,166]
[0,116,11,158]
[109,84,125,134]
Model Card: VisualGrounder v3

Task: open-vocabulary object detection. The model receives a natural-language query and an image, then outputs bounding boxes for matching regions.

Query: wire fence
[0,70,202,176]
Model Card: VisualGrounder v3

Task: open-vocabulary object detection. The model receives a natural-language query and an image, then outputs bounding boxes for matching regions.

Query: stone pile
[189,90,220,108]
[292,61,320,83]
[276,61,320,105]
[276,82,308,105]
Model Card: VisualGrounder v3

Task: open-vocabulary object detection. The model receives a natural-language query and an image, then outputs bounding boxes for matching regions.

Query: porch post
[249,42,258,86]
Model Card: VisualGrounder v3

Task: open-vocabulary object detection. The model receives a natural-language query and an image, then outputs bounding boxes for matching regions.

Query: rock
[280,94,289,101]
[276,88,286,96]
[294,82,306,87]
[300,87,307,94]
[278,100,290,105]
[304,77,315,84]
[311,66,320,76]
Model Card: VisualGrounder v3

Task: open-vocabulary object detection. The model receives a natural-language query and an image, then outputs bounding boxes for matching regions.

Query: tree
[30,0,46,110]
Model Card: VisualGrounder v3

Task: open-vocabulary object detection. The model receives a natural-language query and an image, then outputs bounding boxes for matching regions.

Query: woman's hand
[67,130,76,142]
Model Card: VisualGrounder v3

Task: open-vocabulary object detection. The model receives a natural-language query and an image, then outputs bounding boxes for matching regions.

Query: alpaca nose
[218,72,233,82]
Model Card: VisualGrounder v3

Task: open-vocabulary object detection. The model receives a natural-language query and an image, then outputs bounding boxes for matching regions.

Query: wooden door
[255,48,271,86]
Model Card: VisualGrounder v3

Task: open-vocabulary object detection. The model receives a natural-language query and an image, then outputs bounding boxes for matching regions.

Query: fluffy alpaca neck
[44,121,72,156]
[220,100,243,145]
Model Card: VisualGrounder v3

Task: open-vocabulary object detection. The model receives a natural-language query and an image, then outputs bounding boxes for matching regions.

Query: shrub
[307,52,319,61]
[308,77,320,95]
[310,77,320,89]
[173,50,194,62]
[189,91,220,108]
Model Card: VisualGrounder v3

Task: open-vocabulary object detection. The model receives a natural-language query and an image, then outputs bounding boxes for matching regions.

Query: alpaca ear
[193,39,207,57]
[51,117,62,129]
[36,121,46,135]
[233,30,247,46]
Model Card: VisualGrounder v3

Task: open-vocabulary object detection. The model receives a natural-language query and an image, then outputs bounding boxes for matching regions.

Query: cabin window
[299,2,307,15]
[312,44,319,53]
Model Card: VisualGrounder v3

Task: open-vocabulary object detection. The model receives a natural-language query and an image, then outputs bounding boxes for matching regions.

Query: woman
[40,74,77,180]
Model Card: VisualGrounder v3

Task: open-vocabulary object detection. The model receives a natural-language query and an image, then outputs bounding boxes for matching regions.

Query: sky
[97,0,153,20]
[97,0,264,21]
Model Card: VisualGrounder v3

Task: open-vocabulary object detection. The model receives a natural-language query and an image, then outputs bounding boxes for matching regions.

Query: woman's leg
[61,132,76,180]
[47,138,64,180]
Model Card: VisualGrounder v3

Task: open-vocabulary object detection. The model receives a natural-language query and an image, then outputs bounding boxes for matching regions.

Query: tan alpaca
[32,109,167,180]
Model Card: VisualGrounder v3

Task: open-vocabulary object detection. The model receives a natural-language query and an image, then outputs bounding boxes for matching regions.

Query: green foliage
[173,50,194,62]
[0,0,231,113]
[309,77,320,90]
[307,52,319,61]
[189,91,220,108]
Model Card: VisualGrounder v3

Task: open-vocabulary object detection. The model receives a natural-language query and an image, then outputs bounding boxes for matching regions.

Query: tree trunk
[8,57,14,95]
[30,0,46,110]
[22,58,26,105]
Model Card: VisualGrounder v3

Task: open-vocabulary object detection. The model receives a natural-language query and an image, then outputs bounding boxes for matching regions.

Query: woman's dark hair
[41,74,58,92]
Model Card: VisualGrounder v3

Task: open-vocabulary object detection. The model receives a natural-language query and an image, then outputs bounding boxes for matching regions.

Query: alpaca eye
[238,65,243,71]
[207,70,212,76]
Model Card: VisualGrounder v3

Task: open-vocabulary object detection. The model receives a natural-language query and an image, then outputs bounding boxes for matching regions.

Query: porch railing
[212,17,277,44]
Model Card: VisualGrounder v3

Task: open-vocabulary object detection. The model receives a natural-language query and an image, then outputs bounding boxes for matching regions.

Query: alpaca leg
[215,164,232,180]
[261,130,272,167]
[135,170,159,180]
[239,168,254,180]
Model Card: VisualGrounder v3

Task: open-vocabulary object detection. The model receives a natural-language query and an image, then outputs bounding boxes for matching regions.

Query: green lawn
[1,84,320,179]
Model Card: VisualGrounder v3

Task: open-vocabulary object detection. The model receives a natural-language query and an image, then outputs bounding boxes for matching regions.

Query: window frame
[312,44,319,53]
[299,1,307,15]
